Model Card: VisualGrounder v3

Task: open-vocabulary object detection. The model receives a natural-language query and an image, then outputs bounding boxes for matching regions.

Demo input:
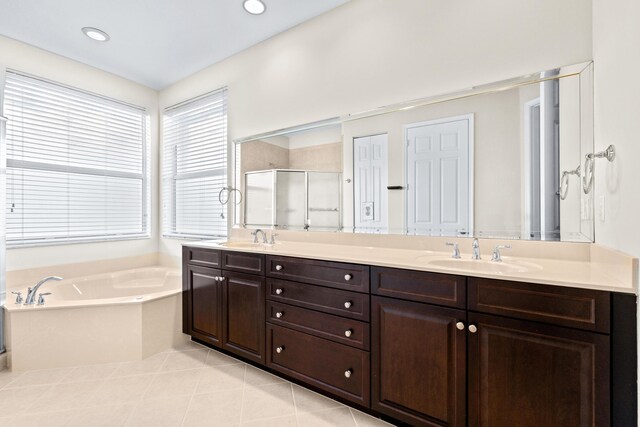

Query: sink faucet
[491,245,512,262]
[471,239,481,260]
[251,229,268,244]
[25,276,63,305]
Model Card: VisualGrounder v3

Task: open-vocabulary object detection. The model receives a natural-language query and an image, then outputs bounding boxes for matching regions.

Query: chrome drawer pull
[344,329,353,338]
[344,369,352,378]
[456,322,465,331]
[468,324,478,334]
[344,274,353,281]
[344,301,352,309]
[275,265,283,271]
[275,288,284,295]
[276,346,285,354]
[275,311,284,318]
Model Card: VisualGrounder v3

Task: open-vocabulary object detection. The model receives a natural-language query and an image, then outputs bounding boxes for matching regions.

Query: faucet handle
[11,291,23,305]
[491,245,512,262]
[37,292,52,305]
[445,242,461,259]
[269,233,278,245]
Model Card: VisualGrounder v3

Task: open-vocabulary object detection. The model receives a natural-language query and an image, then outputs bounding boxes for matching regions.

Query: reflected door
[353,134,388,231]
[406,116,471,236]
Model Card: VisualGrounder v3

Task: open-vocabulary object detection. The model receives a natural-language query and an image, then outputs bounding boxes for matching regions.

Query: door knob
[275,312,284,318]
[344,369,352,378]
[344,329,353,338]
[456,322,465,331]
[276,346,285,354]
[468,324,478,333]
[275,288,284,295]
[344,301,352,309]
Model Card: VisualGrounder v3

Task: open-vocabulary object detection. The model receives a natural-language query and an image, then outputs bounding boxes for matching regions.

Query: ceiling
[0,0,349,89]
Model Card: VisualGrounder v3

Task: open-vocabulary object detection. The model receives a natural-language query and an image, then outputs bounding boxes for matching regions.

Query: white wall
[0,36,160,270]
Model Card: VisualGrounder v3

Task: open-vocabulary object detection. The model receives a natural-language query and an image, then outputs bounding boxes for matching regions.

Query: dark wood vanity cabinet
[183,263,223,346]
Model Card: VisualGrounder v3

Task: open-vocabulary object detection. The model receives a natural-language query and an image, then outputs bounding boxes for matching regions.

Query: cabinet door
[222,270,266,364]
[184,264,223,346]
[372,296,466,427]
[468,313,610,427]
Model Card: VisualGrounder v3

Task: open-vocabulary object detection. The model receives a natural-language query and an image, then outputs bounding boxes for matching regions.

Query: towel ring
[560,165,580,200]
[582,145,615,194]
[218,187,243,206]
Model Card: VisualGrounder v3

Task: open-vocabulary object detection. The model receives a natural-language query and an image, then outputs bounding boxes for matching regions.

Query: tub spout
[25,276,63,305]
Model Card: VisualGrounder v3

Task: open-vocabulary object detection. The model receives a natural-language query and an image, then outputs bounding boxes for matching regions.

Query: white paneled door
[406,115,472,236]
[353,134,388,231]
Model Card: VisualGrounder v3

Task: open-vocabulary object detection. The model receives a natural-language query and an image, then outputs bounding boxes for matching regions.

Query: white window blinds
[3,71,149,247]
[162,89,228,239]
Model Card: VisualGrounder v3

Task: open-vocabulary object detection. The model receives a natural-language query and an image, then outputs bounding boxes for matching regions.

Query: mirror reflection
[233,63,594,242]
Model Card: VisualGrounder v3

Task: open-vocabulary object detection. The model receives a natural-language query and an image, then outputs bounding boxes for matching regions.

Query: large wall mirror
[232,62,595,242]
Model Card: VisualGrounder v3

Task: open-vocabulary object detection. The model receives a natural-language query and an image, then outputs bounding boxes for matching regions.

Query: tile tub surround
[190,230,638,294]
[0,343,392,427]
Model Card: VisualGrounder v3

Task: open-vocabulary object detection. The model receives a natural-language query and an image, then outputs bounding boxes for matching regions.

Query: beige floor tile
[6,410,75,427]
[66,403,136,427]
[90,374,154,406]
[204,349,244,367]
[4,368,73,388]
[195,364,245,395]
[125,395,191,427]
[0,417,12,427]
[0,386,51,417]
[160,349,208,372]
[292,384,344,414]
[296,407,357,427]
[0,371,23,390]
[168,340,208,352]
[143,368,202,401]
[182,389,244,427]
[242,382,295,422]
[242,414,298,427]
[61,363,121,383]
[112,353,168,378]
[28,380,104,412]
[350,409,395,427]
[244,365,286,387]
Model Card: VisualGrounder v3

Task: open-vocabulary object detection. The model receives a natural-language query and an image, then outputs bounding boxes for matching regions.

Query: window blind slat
[4,71,149,247]
[162,89,228,239]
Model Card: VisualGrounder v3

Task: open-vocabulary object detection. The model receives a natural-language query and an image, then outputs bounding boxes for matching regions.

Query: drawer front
[267,279,370,321]
[267,324,370,406]
[468,278,611,333]
[371,266,466,308]
[267,301,370,350]
[184,246,221,268]
[222,251,265,275]
[266,256,369,293]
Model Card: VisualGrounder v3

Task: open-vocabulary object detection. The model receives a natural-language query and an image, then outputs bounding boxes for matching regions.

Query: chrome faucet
[491,245,512,262]
[471,238,481,260]
[251,229,268,244]
[445,242,461,259]
[24,276,62,305]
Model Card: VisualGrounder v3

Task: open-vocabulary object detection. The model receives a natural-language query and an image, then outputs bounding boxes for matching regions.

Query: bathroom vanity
[182,241,636,427]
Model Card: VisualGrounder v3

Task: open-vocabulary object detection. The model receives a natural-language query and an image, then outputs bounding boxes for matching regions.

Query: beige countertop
[185,237,638,294]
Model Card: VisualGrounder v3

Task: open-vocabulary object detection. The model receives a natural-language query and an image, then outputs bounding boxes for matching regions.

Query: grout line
[349,407,360,427]
[290,381,301,426]
[177,350,209,427]
[238,362,249,425]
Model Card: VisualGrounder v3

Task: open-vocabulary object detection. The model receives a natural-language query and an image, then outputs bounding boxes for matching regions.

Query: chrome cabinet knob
[468,324,478,334]
[344,329,353,338]
[344,369,352,378]
[275,265,283,271]
[275,288,284,295]
[344,274,353,281]
[276,346,284,354]
[275,312,284,318]
[456,322,465,331]
[344,301,352,309]
[219,276,225,282]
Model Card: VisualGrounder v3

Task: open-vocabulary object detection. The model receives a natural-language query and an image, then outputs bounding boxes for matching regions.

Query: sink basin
[421,258,541,275]
[217,241,265,249]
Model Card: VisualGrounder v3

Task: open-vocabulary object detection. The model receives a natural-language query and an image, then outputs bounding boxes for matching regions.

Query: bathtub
[3,267,190,371]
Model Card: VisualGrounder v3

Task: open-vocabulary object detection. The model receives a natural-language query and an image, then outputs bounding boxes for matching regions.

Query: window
[3,71,149,247]
[162,89,228,239]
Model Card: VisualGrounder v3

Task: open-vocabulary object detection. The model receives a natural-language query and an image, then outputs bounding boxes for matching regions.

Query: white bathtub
[3,267,190,371]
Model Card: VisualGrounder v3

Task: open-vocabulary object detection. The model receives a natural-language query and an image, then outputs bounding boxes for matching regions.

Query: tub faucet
[25,276,63,305]
[472,239,481,260]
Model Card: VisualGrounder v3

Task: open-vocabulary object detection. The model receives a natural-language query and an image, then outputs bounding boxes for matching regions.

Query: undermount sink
[217,241,265,249]
[420,257,541,274]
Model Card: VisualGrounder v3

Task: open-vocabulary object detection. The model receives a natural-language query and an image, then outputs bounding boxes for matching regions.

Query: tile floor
[0,341,395,427]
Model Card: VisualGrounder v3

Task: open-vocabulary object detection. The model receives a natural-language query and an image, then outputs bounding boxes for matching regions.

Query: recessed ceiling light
[243,0,266,15]
[81,27,110,42]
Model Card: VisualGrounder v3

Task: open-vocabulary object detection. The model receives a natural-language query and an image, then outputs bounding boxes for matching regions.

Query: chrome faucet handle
[269,233,278,245]
[491,245,512,262]
[11,291,23,305]
[250,230,259,244]
[471,238,481,260]
[445,242,461,259]
[37,292,52,306]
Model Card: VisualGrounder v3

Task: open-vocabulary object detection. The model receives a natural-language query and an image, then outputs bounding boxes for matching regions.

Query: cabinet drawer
[222,251,265,275]
[267,301,370,350]
[184,247,221,268]
[267,279,370,321]
[468,278,611,333]
[266,256,369,293]
[371,266,465,308]
[267,324,370,406]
